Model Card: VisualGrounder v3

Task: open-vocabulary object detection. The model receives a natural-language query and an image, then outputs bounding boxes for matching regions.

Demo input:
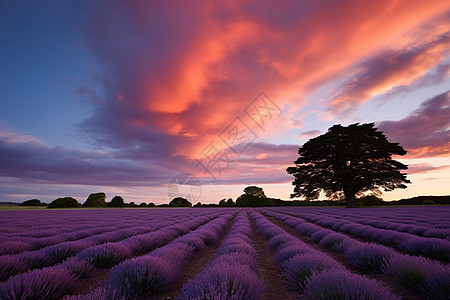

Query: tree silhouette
[236,186,273,206]
[286,123,410,207]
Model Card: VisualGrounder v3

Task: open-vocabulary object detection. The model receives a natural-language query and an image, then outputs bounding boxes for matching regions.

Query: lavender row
[66,213,235,299]
[0,219,178,281]
[0,209,203,240]
[265,209,450,299]
[0,222,154,255]
[304,207,450,230]
[300,209,450,240]
[271,208,450,261]
[0,212,219,281]
[250,211,398,299]
[177,211,264,299]
[0,209,224,273]
[0,212,229,300]
[320,207,450,229]
[0,209,205,245]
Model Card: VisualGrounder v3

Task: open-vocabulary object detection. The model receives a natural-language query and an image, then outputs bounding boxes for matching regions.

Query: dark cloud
[0,135,171,186]
[378,91,450,157]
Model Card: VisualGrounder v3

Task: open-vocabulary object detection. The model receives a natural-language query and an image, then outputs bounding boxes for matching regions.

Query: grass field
[0,207,449,299]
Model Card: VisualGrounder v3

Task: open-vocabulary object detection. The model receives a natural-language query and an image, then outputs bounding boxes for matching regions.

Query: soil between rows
[249,212,299,300]
[259,210,423,300]
[151,215,236,300]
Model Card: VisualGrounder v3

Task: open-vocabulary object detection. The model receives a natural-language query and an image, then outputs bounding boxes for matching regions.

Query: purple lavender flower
[177,262,264,300]
[76,242,131,268]
[419,265,450,299]
[64,285,126,300]
[345,243,396,271]
[0,254,28,281]
[106,256,175,298]
[318,232,347,249]
[400,237,450,261]
[0,267,78,300]
[275,243,314,264]
[302,269,399,300]
[281,253,343,290]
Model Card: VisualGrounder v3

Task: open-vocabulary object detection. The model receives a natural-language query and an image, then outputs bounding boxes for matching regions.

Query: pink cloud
[326,33,450,116]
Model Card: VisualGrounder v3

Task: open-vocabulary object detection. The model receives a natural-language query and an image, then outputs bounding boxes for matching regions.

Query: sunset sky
[0,0,449,204]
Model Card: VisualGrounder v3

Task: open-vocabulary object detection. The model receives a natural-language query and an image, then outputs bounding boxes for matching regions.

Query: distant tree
[48,197,81,208]
[83,192,107,207]
[244,186,266,198]
[147,202,156,207]
[19,199,41,206]
[169,197,192,207]
[194,202,202,207]
[108,196,124,207]
[236,186,273,207]
[139,202,147,207]
[357,195,384,207]
[287,123,410,208]
[226,198,235,206]
[218,199,227,206]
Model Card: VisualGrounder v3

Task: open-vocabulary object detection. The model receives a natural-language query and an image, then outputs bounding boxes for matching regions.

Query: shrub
[0,255,28,281]
[0,268,77,300]
[346,243,396,271]
[19,199,41,206]
[169,197,192,207]
[76,243,131,268]
[275,243,313,264]
[65,285,125,300]
[281,253,342,290]
[400,237,450,261]
[57,257,94,279]
[83,192,107,207]
[268,233,297,251]
[177,263,264,300]
[108,196,125,207]
[381,254,435,288]
[419,266,450,300]
[302,270,398,300]
[48,197,81,208]
[107,256,175,298]
[318,233,347,249]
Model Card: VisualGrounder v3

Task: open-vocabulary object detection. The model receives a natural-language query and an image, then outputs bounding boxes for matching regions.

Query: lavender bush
[346,243,396,271]
[0,268,78,300]
[302,269,398,300]
[282,253,342,290]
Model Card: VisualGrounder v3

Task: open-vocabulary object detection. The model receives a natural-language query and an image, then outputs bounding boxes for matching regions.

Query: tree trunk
[344,187,356,208]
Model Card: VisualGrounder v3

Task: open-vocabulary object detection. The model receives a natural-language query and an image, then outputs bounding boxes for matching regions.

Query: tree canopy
[19,199,41,206]
[286,123,410,207]
[83,192,107,207]
[48,197,81,208]
[236,186,273,207]
[169,197,192,207]
[108,196,125,207]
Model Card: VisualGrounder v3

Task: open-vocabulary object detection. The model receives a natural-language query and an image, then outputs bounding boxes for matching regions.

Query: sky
[0,0,449,205]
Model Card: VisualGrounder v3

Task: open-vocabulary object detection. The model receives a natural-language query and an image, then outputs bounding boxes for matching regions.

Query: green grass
[0,206,47,210]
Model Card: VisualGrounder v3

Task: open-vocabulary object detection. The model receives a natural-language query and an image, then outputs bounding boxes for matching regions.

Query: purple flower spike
[0,268,78,300]
[346,243,396,271]
[303,269,399,300]
[281,253,342,290]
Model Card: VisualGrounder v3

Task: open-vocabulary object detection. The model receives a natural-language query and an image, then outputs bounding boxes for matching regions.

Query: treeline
[19,193,158,209]
[17,191,450,208]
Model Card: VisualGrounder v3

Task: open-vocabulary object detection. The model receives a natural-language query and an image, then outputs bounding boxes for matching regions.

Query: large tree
[286,123,410,207]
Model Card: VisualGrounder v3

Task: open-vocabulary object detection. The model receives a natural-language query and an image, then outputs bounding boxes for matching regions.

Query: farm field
[0,206,449,299]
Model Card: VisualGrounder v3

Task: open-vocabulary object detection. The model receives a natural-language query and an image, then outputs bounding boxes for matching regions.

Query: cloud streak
[378,91,450,158]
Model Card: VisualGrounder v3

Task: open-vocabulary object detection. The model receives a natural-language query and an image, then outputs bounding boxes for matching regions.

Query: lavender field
[0,207,449,300]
